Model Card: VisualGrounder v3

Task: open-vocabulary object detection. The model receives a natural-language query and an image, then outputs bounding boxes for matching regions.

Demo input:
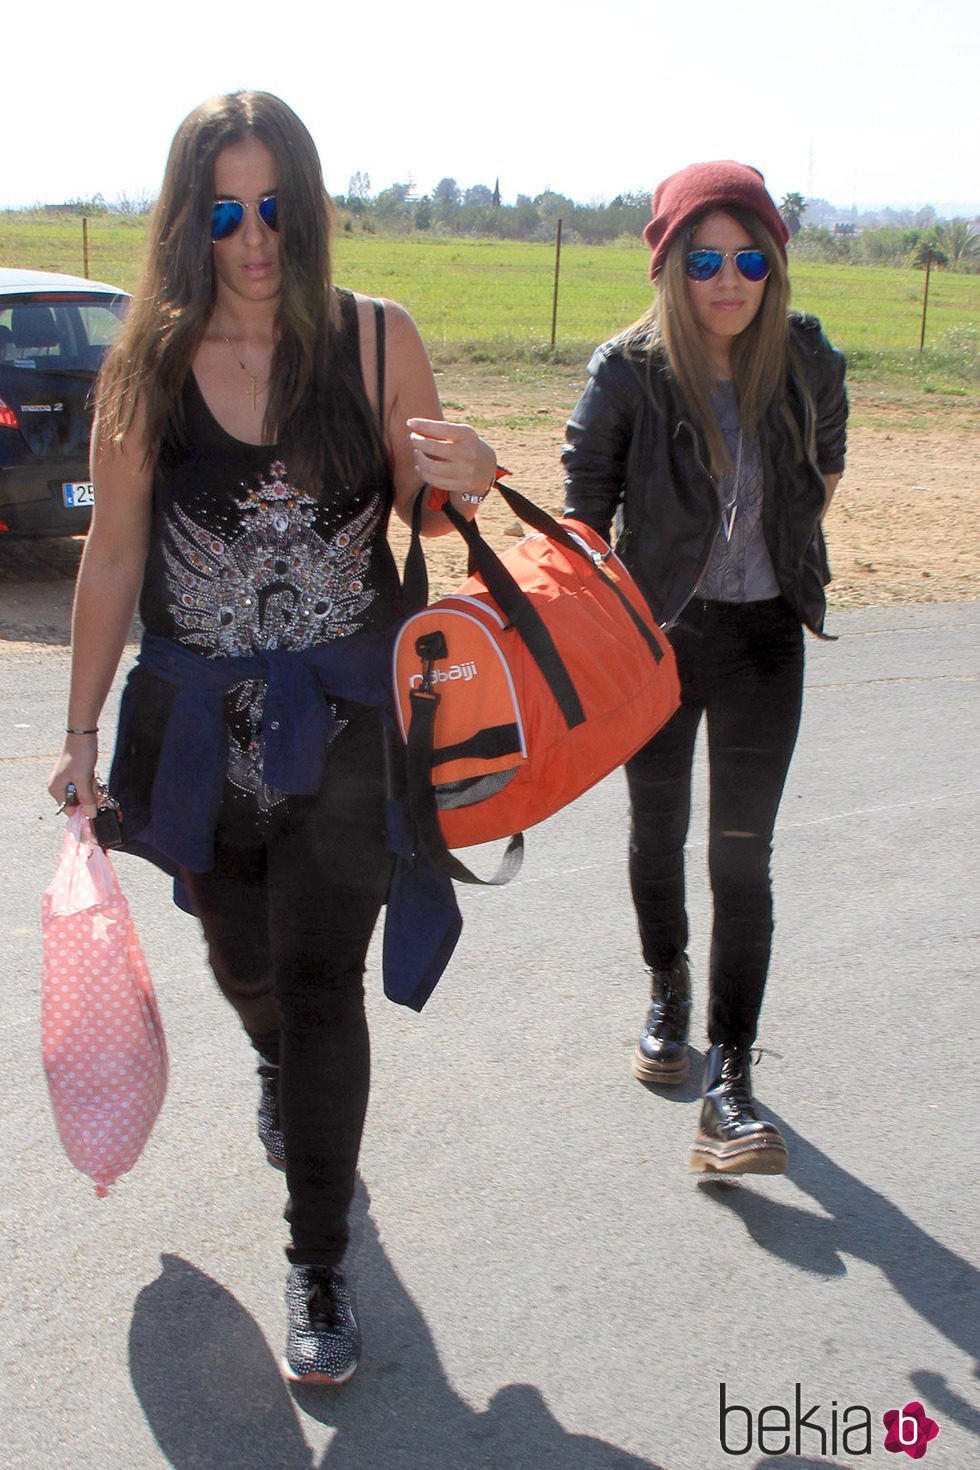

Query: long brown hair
[621,206,795,476]
[96,90,383,489]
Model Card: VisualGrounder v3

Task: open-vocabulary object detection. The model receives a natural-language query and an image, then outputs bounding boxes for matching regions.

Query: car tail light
[0,394,19,430]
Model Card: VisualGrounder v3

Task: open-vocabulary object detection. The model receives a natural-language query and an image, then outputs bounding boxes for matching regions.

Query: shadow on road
[908,1369,980,1439]
[0,535,81,645]
[697,1109,979,1397]
[0,535,82,585]
[129,1183,665,1470]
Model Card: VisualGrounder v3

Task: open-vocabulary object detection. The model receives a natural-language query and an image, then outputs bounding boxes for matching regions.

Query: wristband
[66,727,99,735]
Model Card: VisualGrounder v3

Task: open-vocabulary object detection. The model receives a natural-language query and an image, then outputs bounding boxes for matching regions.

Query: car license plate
[63,481,95,508]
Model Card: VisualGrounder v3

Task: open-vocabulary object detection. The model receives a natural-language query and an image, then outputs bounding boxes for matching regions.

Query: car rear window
[0,295,127,372]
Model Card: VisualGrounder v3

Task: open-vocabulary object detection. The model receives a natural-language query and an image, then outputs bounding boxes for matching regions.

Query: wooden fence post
[550,219,563,348]
[919,248,932,352]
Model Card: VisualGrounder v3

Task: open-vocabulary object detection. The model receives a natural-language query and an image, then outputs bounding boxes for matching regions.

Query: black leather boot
[689,1043,788,1174]
[631,956,692,1084]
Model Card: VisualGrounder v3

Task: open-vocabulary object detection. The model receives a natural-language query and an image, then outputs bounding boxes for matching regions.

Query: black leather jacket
[562,312,847,634]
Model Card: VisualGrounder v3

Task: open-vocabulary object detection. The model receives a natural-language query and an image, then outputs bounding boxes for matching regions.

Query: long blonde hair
[96,90,383,489]
[622,206,794,476]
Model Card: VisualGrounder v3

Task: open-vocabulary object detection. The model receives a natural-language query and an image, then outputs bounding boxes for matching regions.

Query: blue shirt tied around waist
[109,631,461,1012]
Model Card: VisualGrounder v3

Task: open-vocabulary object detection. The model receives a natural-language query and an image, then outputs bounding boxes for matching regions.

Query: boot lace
[306,1269,343,1332]
[720,1051,755,1111]
[649,970,691,1035]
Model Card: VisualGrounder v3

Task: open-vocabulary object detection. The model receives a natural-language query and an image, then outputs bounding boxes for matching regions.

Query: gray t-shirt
[698,380,780,603]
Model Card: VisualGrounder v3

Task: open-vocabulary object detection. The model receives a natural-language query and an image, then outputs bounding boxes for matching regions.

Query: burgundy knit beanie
[642,160,789,279]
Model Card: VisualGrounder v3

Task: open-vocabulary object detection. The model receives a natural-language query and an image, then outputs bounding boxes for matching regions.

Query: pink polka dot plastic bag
[41,808,168,1197]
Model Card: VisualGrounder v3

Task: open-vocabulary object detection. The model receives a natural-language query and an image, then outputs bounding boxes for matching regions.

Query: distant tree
[223,172,978,256]
[347,171,372,215]
[934,217,980,269]
[910,236,948,269]
[432,176,461,217]
[567,204,607,242]
[788,225,853,263]
[855,226,922,265]
[433,177,459,203]
[880,205,918,228]
[602,192,653,241]
[780,191,807,237]
[800,197,837,228]
[533,190,573,226]
[112,191,155,216]
[374,182,413,229]
[497,194,539,239]
[611,190,652,210]
[63,192,109,216]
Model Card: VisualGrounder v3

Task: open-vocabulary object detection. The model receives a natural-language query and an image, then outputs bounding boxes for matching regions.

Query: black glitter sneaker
[257,1064,285,1171]
[283,1266,360,1385]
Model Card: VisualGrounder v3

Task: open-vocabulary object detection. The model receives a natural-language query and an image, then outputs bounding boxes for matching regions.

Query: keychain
[57,779,124,850]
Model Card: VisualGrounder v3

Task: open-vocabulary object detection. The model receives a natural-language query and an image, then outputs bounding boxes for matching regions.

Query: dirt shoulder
[1,369,976,650]
[390,366,979,605]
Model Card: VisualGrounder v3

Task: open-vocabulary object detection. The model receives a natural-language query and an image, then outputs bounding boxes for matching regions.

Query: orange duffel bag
[392,480,680,883]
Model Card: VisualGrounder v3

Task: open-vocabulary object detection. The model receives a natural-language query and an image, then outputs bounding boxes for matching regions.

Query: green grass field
[2,215,977,395]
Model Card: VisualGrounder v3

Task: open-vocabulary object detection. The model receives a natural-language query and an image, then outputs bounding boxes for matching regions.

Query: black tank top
[136,289,399,819]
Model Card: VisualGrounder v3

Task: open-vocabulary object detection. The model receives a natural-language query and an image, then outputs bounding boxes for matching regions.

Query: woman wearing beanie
[563,160,847,1174]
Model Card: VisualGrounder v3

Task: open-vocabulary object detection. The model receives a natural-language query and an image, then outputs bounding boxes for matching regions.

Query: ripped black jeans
[625,596,804,1050]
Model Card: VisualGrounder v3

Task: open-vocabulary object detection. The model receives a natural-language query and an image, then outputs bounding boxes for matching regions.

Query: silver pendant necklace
[721,430,743,542]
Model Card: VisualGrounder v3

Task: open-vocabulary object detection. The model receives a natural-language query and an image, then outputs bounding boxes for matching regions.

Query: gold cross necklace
[223,335,264,412]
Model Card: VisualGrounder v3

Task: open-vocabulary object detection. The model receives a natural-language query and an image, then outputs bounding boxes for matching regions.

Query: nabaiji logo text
[719,1383,940,1458]
[408,660,479,687]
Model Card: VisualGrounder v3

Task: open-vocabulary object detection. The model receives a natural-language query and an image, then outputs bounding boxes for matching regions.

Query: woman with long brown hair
[563,161,847,1176]
[48,90,498,1383]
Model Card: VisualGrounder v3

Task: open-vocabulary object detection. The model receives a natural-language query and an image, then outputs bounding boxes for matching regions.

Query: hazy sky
[7,0,977,215]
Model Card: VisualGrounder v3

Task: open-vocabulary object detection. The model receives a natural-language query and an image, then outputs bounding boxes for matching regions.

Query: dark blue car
[0,267,129,537]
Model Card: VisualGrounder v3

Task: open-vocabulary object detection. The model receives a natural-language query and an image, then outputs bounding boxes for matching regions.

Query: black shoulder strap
[404,689,525,887]
[334,289,386,435]
[372,298,386,433]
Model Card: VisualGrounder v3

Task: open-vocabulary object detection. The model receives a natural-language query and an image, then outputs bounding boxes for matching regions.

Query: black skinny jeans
[181,712,392,1268]
[625,596,804,1049]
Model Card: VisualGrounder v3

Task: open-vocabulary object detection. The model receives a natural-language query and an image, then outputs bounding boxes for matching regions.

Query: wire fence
[1,215,978,368]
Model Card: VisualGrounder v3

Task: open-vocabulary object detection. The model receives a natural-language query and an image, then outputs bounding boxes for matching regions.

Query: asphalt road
[2,570,977,1469]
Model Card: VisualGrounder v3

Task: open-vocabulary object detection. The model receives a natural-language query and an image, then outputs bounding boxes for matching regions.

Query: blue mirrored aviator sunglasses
[211,193,279,242]
[685,247,770,283]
